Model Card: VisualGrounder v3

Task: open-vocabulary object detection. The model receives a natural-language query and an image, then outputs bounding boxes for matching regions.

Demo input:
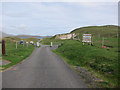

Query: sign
[82,34,91,43]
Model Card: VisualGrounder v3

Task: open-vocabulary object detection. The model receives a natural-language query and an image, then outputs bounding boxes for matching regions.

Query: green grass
[41,25,119,88]
[22,38,39,42]
[52,40,118,88]
[40,37,65,45]
[1,37,37,70]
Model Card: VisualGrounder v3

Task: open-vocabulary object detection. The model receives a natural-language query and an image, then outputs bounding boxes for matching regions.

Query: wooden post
[26,42,28,48]
[51,42,52,47]
[2,40,5,55]
[102,37,104,48]
[117,33,119,38]
[23,42,24,48]
[83,42,84,45]
[16,41,17,49]
[91,36,93,46]
[27,42,28,48]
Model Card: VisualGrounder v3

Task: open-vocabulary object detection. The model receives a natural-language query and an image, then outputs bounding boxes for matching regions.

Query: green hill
[70,25,118,38]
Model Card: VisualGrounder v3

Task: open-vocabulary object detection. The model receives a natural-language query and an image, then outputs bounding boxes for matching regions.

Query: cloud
[1,0,119,2]
[19,24,28,30]
[0,25,5,31]
[5,12,29,18]
[1,2,117,35]
[10,25,17,28]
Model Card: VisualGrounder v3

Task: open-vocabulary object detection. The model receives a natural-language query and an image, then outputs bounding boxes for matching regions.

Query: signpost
[2,40,5,55]
[82,34,92,45]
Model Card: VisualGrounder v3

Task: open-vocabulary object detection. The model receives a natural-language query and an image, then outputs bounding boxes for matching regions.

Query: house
[55,33,77,40]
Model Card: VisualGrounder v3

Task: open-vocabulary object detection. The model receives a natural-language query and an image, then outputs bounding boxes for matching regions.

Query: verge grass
[52,40,118,88]
[1,37,38,70]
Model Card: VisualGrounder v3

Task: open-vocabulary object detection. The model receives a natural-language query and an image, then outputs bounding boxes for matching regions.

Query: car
[19,40,24,45]
[30,41,34,45]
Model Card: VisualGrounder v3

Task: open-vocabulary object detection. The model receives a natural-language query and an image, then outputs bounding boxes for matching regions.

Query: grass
[40,25,119,88]
[71,25,118,38]
[22,38,39,42]
[52,40,118,88]
[40,37,65,45]
[1,37,38,70]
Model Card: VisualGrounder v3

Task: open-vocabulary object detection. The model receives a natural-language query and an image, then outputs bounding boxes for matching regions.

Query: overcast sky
[1,2,118,36]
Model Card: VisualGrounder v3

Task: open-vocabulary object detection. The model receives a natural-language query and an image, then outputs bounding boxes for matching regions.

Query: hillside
[70,25,118,38]
[41,25,119,88]
[0,31,13,37]
[16,35,52,38]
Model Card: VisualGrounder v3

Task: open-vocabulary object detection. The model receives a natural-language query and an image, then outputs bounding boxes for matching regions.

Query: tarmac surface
[2,45,88,88]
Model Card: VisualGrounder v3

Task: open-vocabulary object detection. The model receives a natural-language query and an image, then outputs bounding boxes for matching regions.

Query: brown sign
[2,40,5,55]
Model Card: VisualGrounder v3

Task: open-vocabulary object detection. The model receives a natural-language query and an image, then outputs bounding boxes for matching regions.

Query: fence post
[102,37,104,48]
[51,42,52,47]
[2,40,5,55]
[16,41,17,49]
[23,42,24,48]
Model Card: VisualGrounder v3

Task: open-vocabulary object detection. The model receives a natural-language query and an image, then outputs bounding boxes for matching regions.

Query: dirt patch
[0,60,10,66]
[73,66,108,88]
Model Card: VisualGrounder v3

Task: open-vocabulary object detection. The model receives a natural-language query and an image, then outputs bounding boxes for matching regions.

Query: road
[3,45,88,88]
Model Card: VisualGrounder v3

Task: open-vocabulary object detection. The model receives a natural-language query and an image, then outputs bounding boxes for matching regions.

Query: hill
[41,25,119,88]
[70,25,118,38]
[16,35,52,39]
[0,31,13,37]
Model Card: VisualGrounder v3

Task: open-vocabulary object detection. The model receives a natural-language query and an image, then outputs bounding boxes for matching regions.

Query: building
[55,33,77,40]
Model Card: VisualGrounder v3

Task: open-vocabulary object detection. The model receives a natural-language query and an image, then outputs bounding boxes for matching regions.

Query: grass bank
[52,40,118,88]
[1,37,38,70]
[40,37,65,45]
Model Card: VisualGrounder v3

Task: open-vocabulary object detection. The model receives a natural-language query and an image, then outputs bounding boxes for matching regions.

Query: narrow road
[3,45,88,88]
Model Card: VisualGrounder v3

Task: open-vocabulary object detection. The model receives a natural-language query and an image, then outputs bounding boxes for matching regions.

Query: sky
[0,2,118,36]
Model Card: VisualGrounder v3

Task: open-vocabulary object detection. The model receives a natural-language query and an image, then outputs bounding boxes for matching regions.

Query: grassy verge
[1,37,37,70]
[52,40,118,88]
[40,37,65,45]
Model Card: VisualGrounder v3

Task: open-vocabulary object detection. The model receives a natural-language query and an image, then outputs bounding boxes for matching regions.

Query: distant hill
[70,25,118,38]
[16,35,52,38]
[0,31,13,37]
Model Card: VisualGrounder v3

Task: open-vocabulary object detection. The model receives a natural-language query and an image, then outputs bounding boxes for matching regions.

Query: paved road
[3,45,88,88]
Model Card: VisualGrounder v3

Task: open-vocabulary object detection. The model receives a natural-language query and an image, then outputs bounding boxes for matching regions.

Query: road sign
[82,34,91,43]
